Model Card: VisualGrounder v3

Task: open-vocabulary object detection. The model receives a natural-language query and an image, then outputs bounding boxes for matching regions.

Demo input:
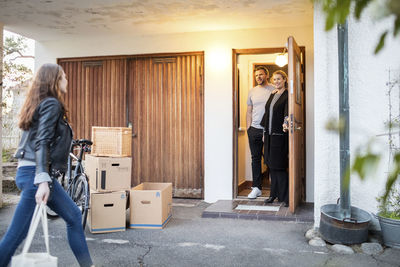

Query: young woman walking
[0,63,93,267]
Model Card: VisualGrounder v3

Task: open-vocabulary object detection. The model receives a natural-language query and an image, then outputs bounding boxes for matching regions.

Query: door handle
[289,115,302,132]
[294,121,302,131]
[127,122,137,137]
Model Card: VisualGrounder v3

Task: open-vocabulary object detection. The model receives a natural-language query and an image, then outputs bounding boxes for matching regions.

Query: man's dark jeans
[247,126,264,190]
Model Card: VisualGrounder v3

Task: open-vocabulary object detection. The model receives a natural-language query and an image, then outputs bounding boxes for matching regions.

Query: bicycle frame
[47,139,91,229]
[65,143,86,194]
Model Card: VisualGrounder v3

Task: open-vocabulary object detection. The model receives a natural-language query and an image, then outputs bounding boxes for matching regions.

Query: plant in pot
[375,69,400,248]
[343,130,400,248]
[376,185,400,248]
[317,0,400,247]
[344,69,400,248]
[341,142,399,247]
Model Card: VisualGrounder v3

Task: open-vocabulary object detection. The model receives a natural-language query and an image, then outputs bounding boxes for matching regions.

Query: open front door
[288,36,305,212]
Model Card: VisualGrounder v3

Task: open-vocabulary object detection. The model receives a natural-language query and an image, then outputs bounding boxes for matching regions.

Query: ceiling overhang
[0,0,313,41]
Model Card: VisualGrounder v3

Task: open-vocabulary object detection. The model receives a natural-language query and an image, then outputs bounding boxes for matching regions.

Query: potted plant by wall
[317,0,400,247]
[376,186,400,248]
[375,68,400,248]
[342,69,400,248]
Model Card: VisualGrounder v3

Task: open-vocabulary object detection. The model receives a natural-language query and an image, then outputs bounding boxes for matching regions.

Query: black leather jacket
[15,97,73,174]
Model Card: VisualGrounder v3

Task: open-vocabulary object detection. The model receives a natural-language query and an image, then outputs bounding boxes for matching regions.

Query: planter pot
[320,204,371,245]
[378,214,400,248]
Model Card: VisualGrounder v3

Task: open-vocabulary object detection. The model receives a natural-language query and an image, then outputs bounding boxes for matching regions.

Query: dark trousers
[247,126,264,190]
[270,169,288,204]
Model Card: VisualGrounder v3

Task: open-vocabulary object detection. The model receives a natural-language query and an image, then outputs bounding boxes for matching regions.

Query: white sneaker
[247,187,261,199]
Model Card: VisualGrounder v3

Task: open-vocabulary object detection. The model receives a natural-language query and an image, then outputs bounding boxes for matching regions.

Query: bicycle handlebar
[72,139,93,146]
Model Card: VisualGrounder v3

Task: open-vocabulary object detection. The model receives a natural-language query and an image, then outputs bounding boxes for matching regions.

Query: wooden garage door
[128,54,204,198]
[59,59,128,139]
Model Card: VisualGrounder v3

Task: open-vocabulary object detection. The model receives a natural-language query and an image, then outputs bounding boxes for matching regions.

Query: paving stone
[361,242,383,255]
[309,237,326,247]
[331,244,354,254]
[305,228,319,240]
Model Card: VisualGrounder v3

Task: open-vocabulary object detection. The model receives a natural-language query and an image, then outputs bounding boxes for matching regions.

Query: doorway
[232,40,306,212]
[236,52,289,198]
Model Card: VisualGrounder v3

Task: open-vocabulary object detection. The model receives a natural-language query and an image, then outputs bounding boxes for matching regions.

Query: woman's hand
[35,182,50,204]
[283,116,290,132]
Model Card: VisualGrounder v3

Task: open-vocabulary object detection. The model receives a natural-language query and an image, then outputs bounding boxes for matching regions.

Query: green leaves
[355,0,372,19]
[321,0,351,31]
[377,174,400,218]
[325,117,345,133]
[3,36,28,58]
[348,147,399,212]
[383,152,400,203]
[374,31,388,54]
[344,145,381,189]
[352,151,381,180]
[316,0,400,53]
[2,34,34,92]
[394,16,400,37]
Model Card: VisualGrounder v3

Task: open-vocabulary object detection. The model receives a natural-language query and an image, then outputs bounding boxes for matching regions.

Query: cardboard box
[129,183,172,229]
[91,126,132,157]
[88,190,127,233]
[85,154,131,192]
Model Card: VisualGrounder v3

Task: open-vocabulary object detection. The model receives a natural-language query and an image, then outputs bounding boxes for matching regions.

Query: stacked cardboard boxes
[85,127,132,233]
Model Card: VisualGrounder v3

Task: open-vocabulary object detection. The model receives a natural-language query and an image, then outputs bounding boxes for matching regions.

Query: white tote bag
[11,203,58,267]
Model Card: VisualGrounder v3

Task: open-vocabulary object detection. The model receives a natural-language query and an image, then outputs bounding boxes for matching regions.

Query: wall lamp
[275,48,288,67]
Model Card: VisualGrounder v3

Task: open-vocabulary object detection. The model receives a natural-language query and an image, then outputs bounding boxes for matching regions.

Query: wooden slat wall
[59,59,127,139]
[128,54,204,198]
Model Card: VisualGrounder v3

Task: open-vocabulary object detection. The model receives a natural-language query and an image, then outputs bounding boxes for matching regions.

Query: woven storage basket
[91,127,132,157]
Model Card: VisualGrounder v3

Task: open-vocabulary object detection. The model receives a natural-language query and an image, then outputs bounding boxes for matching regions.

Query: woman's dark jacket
[15,97,73,173]
[260,90,288,170]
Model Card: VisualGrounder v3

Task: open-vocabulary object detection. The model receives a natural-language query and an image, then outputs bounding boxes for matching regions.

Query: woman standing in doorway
[0,63,93,267]
[261,70,289,207]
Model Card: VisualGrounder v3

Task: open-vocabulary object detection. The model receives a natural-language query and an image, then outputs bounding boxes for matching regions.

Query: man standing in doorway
[246,66,274,199]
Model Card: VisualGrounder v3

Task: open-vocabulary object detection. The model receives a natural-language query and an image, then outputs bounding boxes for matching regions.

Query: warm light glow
[207,47,230,71]
[275,53,288,67]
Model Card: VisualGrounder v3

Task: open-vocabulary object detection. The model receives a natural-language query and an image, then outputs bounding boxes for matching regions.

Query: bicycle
[46,139,92,230]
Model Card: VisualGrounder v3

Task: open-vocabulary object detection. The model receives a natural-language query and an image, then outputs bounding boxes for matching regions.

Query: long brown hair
[19,63,67,130]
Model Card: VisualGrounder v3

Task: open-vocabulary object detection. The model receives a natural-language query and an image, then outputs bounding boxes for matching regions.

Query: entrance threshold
[202,200,313,222]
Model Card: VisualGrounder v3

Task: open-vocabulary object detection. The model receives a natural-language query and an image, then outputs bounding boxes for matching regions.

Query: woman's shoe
[264,197,276,204]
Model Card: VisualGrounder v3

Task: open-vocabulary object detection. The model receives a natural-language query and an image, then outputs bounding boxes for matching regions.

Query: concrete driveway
[1,196,399,267]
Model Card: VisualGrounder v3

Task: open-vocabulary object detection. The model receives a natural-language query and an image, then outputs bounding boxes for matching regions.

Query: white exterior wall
[314,6,400,228]
[35,26,314,203]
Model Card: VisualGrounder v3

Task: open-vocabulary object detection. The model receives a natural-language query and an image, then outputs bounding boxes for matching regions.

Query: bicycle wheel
[72,173,90,229]
[46,173,66,217]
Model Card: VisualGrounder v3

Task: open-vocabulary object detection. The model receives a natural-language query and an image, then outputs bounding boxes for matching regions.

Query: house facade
[1,1,400,227]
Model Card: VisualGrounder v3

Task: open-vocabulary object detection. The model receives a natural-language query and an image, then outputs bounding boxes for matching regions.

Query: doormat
[235,205,280,211]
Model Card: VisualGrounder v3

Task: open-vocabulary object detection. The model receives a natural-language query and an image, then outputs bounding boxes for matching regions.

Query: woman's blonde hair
[19,63,67,130]
[271,70,288,89]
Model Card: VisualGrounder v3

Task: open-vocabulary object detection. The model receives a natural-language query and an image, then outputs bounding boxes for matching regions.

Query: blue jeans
[0,166,93,267]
